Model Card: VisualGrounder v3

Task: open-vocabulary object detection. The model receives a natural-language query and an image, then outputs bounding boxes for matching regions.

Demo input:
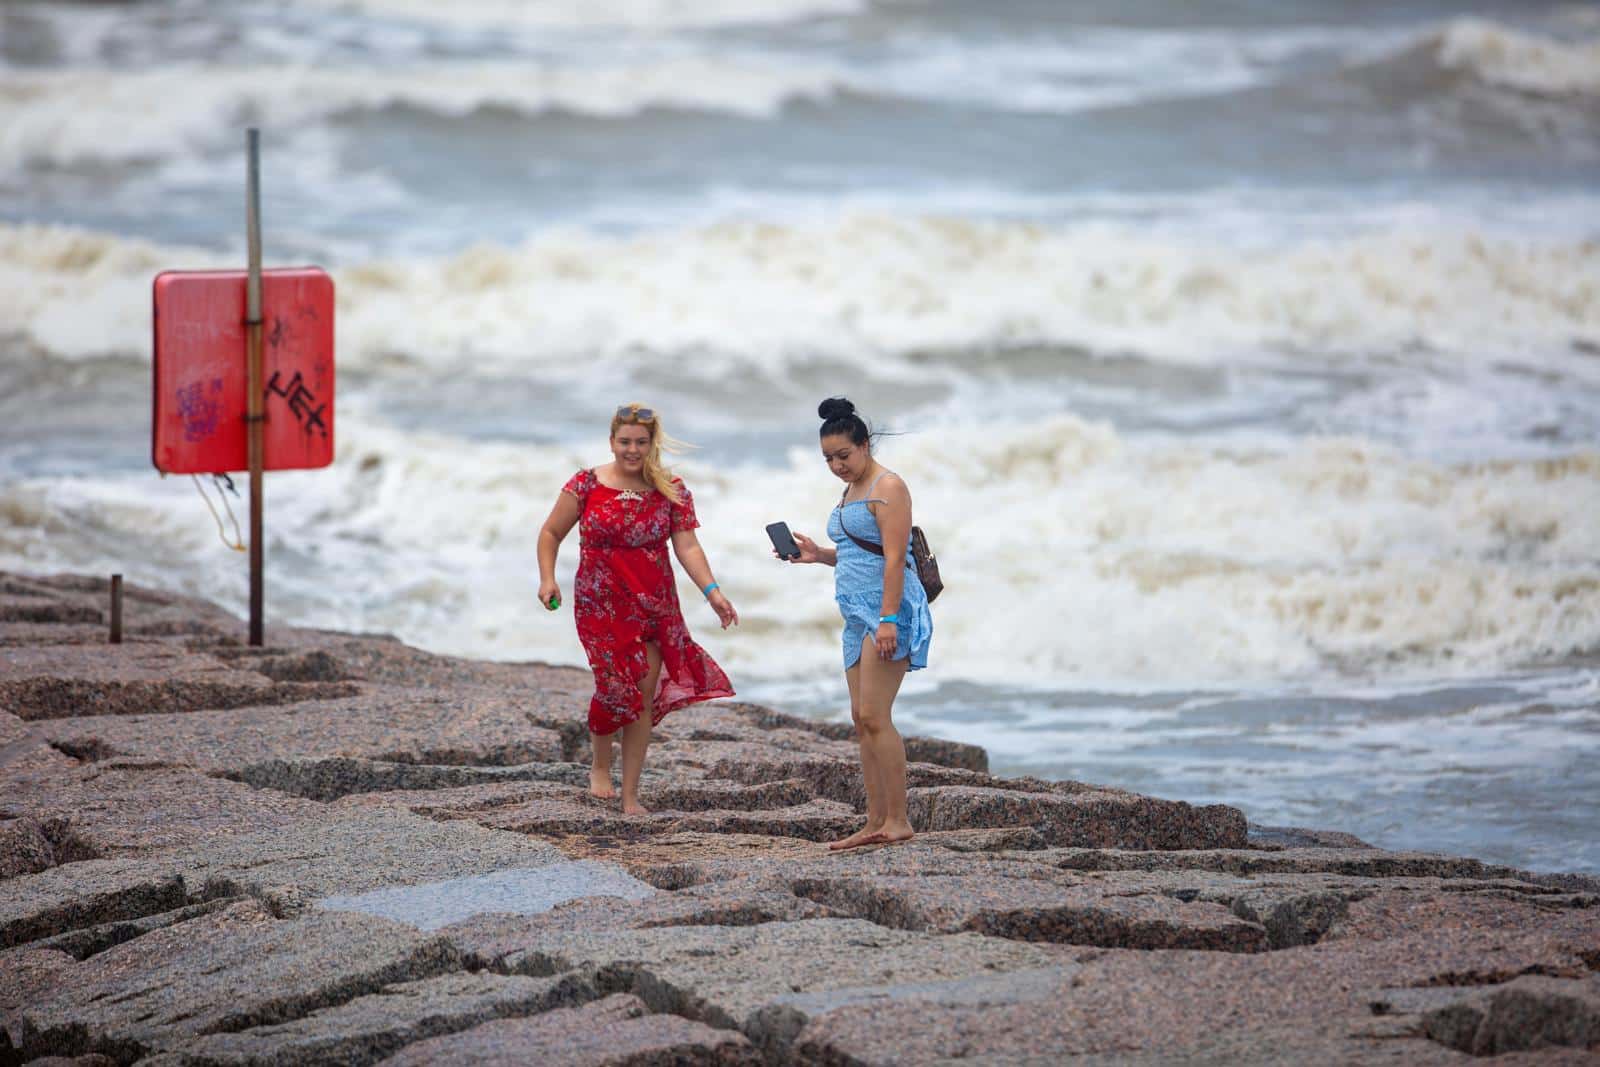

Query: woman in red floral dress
[536,403,737,814]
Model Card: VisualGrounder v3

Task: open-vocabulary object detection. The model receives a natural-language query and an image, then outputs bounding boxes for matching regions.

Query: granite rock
[482,918,1060,1054]
[173,972,600,1066]
[0,815,59,878]
[444,878,830,964]
[0,573,239,639]
[0,763,327,861]
[792,873,1271,951]
[789,909,1600,1063]
[1011,866,1593,949]
[340,779,864,843]
[226,755,591,802]
[1368,975,1600,1056]
[629,837,1161,893]
[4,572,1597,1066]
[374,993,760,1067]
[24,897,244,961]
[640,777,814,812]
[1,809,564,948]
[1,902,462,1062]
[908,785,1248,850]
[1040,844,1530,880]
[1,863,189,950]
[0,709,27,744]
[552,831,836,888]
[1250,823,1376,849]
[706,752,1051,810]
[38,686,566,771]
[0,644,359,719]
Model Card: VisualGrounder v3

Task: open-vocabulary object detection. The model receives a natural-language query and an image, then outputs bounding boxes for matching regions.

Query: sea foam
[0,58,842,170]
[6,219,1596,375]
[4,413,1596,689]
[7,15,1596,178]
[1436,17,1600,98]
[290,0,875,30]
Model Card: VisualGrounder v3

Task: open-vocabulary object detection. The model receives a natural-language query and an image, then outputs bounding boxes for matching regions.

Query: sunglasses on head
[616,405,655,421]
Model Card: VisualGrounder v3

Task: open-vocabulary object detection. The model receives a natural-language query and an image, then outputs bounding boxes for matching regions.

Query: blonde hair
[611,402,689,500]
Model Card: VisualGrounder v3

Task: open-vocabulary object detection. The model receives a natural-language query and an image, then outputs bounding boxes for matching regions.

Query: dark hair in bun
[818,396,872,446]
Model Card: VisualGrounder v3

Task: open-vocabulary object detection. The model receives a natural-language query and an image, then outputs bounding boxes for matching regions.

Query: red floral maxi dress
[562,469,734,735]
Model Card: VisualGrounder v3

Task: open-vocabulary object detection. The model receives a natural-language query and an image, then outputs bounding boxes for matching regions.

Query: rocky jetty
[2,572,1597,1065]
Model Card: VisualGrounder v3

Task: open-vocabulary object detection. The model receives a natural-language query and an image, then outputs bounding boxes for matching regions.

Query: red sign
[152,268,335,474]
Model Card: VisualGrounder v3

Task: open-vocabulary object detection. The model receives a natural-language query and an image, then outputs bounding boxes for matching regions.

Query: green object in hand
[546,595,560,611]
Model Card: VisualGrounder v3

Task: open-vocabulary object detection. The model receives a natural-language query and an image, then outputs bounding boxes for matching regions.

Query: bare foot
[859,825,915,847]
[622,799,651,816]
[588,766,616,800]
[827,823,886,851]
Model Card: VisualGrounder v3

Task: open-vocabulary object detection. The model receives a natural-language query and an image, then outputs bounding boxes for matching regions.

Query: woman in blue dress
[784,397,933,849]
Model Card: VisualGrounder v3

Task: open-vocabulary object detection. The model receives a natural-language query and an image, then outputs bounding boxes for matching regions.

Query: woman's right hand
[789,531,822,564]
[538,578,562,610]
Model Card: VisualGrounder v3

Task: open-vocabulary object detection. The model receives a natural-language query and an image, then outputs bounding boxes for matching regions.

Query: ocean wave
[885,421,1600,684]
[0,58,842,169]
[6,17,1593,177]
[835,16,1600,118]
[845,24,1387,116]
[5,413,1597,687]
[1434,17,1600,98]
[292,0,877,30]
[7,218,1596,373]
[0,225,227,362]
[0,27,1345,175]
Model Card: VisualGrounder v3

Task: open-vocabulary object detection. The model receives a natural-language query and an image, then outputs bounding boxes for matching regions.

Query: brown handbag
[841,517,944,604]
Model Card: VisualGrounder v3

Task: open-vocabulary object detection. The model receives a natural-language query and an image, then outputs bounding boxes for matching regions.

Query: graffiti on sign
[177,378,224,442]
[265,370,328,438]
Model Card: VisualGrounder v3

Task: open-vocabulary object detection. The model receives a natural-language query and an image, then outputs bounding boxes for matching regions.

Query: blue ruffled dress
[826,472,934,671]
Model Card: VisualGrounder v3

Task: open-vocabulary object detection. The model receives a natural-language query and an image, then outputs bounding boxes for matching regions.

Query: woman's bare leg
[828,658,887,849]
[589,732,616,799]
[854,640,912,844]
[620,641,662,816]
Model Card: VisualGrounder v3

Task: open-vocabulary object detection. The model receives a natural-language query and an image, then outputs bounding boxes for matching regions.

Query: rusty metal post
[245,129,265,646]
[109,574,123,644]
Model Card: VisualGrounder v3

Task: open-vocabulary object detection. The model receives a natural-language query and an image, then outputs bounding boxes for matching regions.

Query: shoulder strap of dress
[839,468,895,506]
[861,468,893,504]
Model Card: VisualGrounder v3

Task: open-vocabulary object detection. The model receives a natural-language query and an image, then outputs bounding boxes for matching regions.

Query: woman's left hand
[709,590,739,629]
[875,621,897,659]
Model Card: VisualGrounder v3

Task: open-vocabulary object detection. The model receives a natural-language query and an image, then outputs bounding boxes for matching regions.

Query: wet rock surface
[317,861,658,931]
[2,574,1596,1065]
[0,810,566,949]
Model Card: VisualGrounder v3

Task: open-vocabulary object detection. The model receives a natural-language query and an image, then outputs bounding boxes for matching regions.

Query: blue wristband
[702,582,719,598]
[879,614,899,624]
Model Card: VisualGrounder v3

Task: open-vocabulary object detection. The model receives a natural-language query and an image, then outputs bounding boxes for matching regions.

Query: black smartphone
[766,521,801,561]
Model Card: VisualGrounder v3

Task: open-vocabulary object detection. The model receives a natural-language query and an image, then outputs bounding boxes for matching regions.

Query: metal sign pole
[245,129,265,646]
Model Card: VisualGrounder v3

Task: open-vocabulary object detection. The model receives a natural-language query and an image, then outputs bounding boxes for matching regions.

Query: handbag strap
[843,526,886,558]
[839,512,914,569]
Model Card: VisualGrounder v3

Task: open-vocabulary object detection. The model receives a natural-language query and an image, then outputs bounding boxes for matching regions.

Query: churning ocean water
[2,0,1598,871]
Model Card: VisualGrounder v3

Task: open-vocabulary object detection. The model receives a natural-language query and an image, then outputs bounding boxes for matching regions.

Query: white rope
[191,475,246,552]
